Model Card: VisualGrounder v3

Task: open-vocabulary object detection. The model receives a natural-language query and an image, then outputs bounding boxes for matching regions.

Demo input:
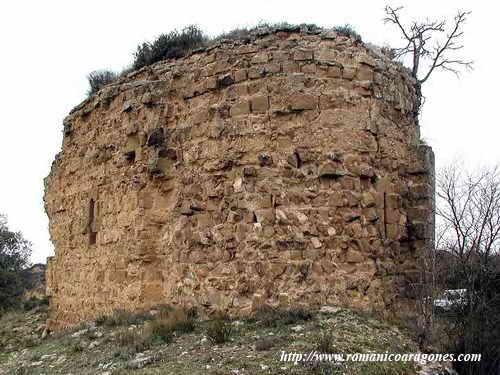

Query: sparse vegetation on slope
[0,304,455,375]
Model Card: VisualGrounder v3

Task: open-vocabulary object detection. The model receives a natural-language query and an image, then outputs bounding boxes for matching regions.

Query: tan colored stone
[205,76,218,90]
[386,224,401,240]
[356,53,377,67]
[361,192,376,208]
[294,49,313,61]
[327,66,342,78]
[251,53,269,64]
[230,101,251,117]
[311,237,322,249]
[385,209,401,225]
[328,192,345,207]
[44,31,433,331]
[289,93,317,110]
[346,248,364,263]
[250,96,269,113]
[386,193,402,209]
[316,49,337,63]
[282,61,299,73]
[254,209,275,225]
[295,211,308,224]
[343,66,357,80]
[301,64,316,74]
[234,178,244,193]
[356,66,374,81]
[234,69,247,82]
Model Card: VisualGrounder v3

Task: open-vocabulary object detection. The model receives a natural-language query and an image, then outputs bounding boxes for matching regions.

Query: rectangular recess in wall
[89,199,97,245]
[89,231,97,245]
[383,192,388,238]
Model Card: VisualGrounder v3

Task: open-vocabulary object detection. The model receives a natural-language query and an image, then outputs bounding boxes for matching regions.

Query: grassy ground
[0,303,424,375]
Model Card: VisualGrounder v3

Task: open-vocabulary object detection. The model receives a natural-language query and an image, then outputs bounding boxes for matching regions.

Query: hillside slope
[0,304,454,375]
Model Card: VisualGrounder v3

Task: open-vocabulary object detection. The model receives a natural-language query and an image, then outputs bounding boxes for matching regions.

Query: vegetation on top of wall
[132,25,208,71]
[86,70,118,96]
[212,21,323,42]
[333,24,362,41]
[85,22,362,97]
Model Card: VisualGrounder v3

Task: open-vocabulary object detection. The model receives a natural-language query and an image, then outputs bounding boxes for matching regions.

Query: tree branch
[383,6,473,85]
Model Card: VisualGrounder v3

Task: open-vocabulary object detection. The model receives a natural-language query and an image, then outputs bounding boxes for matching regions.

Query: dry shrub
[86,70,117,96]
[96,308,151,327]
[142,307,196,344]
[69,340,86,353]
[154,307,195,333]
[115,327,153,355]
[314,329,336,353]
[132,25,207,70]
[143,319,173,344]
[251,305,313,327]
[206,318,232,344]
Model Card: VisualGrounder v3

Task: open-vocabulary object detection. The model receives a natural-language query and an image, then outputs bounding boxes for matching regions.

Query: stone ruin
[44,28,434,330]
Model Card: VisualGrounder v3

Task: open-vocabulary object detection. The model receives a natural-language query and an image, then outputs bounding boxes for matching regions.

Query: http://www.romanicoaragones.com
[279,351,481,365]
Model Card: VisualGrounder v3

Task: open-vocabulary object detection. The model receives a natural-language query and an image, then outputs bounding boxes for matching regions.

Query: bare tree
[434,163,500,375]
[436,163,500,266]
[384,6,473,85]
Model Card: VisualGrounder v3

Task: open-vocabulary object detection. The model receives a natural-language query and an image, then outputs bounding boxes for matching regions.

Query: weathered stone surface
[230,101,251,116]
[250,96,269,113]
[289,93,317,110]
[44,30,434,330]
[327,66,342,78]
[343,66,357,80]
[293,49,313,61]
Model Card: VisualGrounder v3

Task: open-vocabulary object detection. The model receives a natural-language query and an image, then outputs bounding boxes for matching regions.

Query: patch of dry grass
[206,318,232,344]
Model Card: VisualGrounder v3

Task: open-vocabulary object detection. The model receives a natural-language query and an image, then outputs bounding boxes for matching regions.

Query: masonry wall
[44,29,434,330]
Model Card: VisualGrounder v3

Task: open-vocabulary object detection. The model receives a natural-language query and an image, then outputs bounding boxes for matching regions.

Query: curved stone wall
[44,29,434,329]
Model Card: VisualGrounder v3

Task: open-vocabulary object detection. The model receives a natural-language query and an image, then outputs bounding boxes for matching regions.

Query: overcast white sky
[0,0,498,264]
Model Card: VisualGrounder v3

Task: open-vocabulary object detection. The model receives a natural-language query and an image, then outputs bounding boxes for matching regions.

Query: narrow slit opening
[89,199,97,245]
[89,231,97,245]
[383,192,388,238]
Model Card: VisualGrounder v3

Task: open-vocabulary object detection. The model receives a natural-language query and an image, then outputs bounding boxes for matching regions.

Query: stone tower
[44,28,434,330]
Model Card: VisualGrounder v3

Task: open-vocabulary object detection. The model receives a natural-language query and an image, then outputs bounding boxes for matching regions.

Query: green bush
[0,215,32,311]
[22,296,49,312]
[132,25,207,70]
